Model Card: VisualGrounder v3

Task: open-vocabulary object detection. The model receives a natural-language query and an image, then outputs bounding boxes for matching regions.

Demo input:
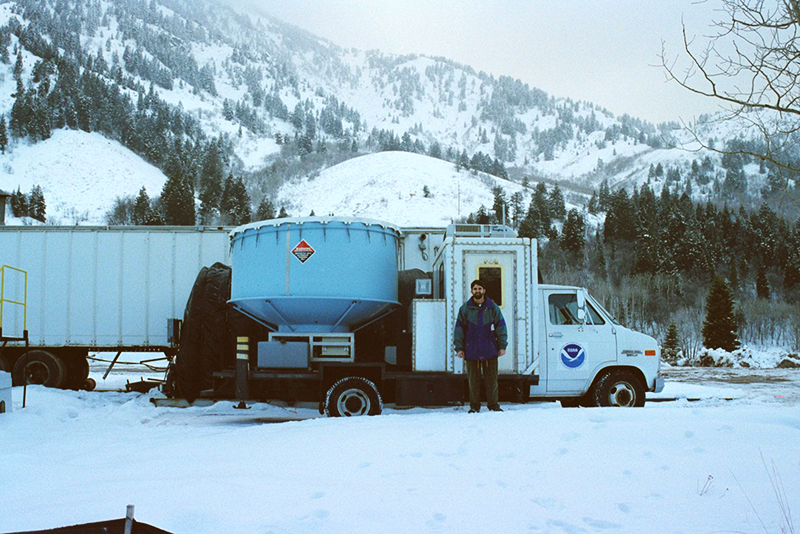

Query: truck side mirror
[576,292,586,324]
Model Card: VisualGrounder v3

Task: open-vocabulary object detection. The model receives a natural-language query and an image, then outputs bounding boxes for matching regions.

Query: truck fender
[585,364,647,396]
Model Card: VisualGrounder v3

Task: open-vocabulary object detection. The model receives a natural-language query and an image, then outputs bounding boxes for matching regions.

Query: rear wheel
[593,369,645,407]
[12,350,67,388]
[325,377,383,417]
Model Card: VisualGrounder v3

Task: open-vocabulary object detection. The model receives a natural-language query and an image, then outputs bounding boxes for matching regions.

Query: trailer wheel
[64,355,90,390]
[12,350,67,388]
[83,377,97,391]
[593,370,645,408]
[325,377,383,417]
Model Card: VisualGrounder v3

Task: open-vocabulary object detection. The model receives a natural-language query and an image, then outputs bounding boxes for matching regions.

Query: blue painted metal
[229,217,400,332]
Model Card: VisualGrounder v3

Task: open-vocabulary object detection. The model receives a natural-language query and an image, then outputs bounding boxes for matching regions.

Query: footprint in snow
[425,513,447,530]
[358,462,372,468]
[310,492,325,500]
[583,517,622,529]
[684,430,695,438]
[617,503,631,514]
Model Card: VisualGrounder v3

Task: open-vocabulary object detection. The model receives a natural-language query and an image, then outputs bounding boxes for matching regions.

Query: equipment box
[0,371,11,413]
[394,374,466,406]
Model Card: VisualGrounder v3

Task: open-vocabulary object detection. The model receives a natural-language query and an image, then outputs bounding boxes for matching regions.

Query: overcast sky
[239,1,723,124]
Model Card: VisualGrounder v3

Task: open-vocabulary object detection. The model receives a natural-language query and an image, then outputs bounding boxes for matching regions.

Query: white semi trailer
[0,226,231,389]
[0,222,663,410]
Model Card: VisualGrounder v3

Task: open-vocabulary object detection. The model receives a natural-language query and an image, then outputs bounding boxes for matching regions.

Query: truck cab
[533,284,662,405]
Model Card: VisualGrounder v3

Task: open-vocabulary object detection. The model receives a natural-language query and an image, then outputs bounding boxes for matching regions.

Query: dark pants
[465,358,499,410]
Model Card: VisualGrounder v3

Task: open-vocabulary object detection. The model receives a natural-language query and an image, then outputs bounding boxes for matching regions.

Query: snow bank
[676,346,800,369]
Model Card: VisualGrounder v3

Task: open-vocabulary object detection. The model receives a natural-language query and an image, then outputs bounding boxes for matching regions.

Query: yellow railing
[0,265,27,336]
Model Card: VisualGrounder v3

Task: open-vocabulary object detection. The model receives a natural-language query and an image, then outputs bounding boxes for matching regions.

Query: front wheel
[593,370,645,407]
[325,377,383,417]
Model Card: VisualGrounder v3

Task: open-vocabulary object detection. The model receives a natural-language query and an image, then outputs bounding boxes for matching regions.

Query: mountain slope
[1,130,168,224]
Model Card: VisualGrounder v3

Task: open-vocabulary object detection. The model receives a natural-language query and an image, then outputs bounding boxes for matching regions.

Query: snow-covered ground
[2,367,799,534]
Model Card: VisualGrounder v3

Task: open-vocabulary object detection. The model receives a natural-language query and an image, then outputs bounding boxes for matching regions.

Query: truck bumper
[652,377,665,393]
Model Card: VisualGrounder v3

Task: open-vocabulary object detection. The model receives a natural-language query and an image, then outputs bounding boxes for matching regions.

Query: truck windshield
[588,295,619,325]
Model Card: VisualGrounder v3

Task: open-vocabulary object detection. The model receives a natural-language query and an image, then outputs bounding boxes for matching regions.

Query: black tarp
[6,518,172,534]
[165,262,272,401]
[168,262,233,401]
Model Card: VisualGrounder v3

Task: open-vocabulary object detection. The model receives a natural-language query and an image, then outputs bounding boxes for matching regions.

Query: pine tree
[0,117,8,154]
[220,175,251,225]
[728,259,740,293]
[256,197,276,220]
[161,169,196,226]
[598,179,611,211]
[278,206,288,218]
[662,322,681,362]
[560,209,585,255]
[548,185,566,220]
[756,263,770,299]
[28,185,46,223]
[132,187,152,225]
[198,143,224,223]
[701,276,740,352]
[10,186,27,217]
[491,186,506,223]
[588,192,598,214]
[785,252,800,291]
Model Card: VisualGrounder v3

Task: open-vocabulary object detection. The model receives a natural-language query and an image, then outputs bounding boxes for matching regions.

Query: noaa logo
[560,343,586,368]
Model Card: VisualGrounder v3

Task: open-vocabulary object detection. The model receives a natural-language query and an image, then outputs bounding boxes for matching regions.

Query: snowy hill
[276,151,526,227]
[0,130,168,225]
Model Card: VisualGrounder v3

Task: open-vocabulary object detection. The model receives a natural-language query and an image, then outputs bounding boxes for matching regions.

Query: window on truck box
[476,265,503,307]
[549,294,605,325]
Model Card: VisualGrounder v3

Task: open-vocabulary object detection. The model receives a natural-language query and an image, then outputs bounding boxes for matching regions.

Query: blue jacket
[454,297,508,361]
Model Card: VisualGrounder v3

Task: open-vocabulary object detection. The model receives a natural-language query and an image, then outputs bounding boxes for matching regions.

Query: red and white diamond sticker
[291,239,315,263]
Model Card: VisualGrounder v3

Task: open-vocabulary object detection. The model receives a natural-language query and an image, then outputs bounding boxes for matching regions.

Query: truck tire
[12,350,67,388]
[325,377,383,417]
[64,355,90,390]
[593,369,645,407]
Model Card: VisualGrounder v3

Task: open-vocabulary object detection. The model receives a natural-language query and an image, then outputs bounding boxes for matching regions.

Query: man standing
[454,279,508,413]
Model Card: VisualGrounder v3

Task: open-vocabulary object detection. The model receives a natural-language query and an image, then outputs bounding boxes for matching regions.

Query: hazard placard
[291,239,315,263]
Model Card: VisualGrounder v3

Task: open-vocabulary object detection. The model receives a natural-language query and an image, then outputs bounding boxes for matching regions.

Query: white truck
[0,222,663,410]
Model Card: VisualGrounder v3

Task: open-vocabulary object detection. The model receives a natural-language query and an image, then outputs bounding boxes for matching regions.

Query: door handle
[548,332,563,338]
